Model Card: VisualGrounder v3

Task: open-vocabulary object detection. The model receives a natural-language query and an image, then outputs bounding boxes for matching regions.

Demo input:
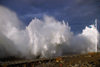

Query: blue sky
[0,0,100,33]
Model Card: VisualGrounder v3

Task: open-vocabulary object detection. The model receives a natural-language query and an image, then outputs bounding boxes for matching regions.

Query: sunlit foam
[0,6,99,59]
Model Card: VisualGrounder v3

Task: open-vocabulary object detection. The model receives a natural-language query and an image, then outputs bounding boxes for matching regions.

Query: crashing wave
[0,6,99,59]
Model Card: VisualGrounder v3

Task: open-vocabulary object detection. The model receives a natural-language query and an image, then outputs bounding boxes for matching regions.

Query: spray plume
[0,6,99,59]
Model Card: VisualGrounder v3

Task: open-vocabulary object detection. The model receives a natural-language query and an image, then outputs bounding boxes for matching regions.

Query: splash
[0,6,99,59]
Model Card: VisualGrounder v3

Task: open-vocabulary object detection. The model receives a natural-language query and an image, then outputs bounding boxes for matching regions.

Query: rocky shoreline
[0,52,100,67]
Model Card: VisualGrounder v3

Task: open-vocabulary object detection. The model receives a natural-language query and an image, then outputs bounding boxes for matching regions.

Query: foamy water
[0,6,99,59]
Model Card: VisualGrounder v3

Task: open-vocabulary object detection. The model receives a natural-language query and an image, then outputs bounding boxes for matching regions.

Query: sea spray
[0,6,99,59]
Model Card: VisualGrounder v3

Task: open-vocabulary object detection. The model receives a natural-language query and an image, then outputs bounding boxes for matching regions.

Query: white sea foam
[0,6,99,59]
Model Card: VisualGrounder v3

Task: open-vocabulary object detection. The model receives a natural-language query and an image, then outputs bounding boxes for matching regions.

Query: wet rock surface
[0,52,100,67]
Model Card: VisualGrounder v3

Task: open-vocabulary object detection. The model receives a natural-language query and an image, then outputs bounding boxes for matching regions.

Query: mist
[0,6,99,59]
